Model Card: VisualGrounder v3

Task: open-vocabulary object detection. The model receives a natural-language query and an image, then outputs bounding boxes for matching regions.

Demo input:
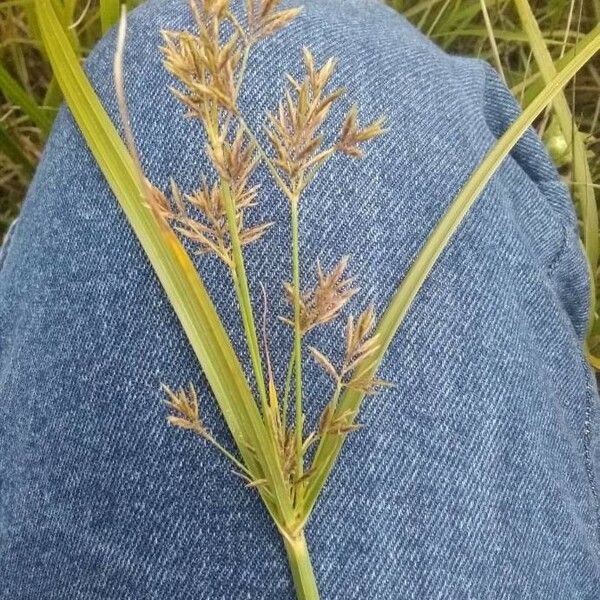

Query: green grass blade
[0,120,35,176]
[36,0,293,522]
[303,27,600,518]
[100,0,121,33]
[22,0,43,48]
[62,0,79,25]
[431,28,574,47]
[513,0,599,337]
[511,23,600,103]
[43,76,63,109]
[479,0,506,82]
[0,62,53,134]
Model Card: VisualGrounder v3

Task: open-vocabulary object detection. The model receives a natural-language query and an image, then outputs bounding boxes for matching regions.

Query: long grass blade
[512,22,600,102]
[513,0,599,339]
[0,62,53,134]
[479,0,506,82]
[303,27,600,518]
[100,0,121,33]
[36,0,293,522]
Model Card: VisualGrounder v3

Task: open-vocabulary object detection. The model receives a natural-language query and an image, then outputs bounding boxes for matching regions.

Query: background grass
[1,0,599,353]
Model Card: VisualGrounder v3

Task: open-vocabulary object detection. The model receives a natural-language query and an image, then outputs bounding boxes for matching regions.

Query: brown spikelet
[232,470,269,489]
[170,177,270,263]
[144,179,174,222]
[161,1,242,116]
[207,124,259,196]
[293,466,316,485]
[266,48,344,192]
[173,179,231,262]
[164,124,270,261]
[326,409,362,435]
[247,0,302,40]
[340,305,389,394]
[164,383,204,433]
[308,346,338,379]
[317,403,334,435]
[283,257,358,334]
[282,427,297,483]
[337,104,386,158]
[316,404,361,438]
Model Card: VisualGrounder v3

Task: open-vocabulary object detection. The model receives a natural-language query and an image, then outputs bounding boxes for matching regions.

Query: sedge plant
[127,2,388,593]
[4,0,600,365]
[34,0,600,597]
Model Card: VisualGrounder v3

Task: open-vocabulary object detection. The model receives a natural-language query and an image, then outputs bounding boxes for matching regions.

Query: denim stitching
[545,221,570,277]
[547,219,600,548]
[583,370,600,548]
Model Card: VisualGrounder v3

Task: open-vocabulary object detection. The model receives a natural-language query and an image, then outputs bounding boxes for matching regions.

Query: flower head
[283,257,358,334]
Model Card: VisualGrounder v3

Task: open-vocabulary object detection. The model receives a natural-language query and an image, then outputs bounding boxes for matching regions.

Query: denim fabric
[1,0,600,597]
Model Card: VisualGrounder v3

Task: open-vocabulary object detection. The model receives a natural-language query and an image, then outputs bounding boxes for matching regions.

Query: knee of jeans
[477,60,591,338]
[27,0,589,342]
[81,0,479,190]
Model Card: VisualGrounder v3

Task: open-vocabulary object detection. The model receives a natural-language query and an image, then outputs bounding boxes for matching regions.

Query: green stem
[329,379,342,414]
[283,531,320,600]
[282,350,295,428]
[300,30,600,519]
[220,179,270,419]
[237,113,293,199]
[202,431,253,477]
[290,196,304,500]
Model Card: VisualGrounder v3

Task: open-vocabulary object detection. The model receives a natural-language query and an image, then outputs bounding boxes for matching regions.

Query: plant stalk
[282,350,295,428]
[290,195,304,500]
[301,27,600,519]
[220,178,270,419]
[283,530,320,600]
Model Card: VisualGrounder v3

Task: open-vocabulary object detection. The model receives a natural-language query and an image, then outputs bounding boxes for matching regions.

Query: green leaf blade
[35,0,294,523]
[0,62,53,134]
[303,27,600,518]
[100,0,121,33]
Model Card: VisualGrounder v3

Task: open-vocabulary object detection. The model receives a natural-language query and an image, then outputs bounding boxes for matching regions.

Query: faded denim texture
[1,0,600,597]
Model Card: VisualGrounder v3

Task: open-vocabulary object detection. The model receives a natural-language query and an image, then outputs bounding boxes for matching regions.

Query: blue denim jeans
[1,0,600,597]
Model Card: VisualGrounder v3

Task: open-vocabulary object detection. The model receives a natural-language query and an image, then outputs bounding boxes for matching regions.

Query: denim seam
[545,221,570,277]
[543,220,600,547]
[582,370,600,549]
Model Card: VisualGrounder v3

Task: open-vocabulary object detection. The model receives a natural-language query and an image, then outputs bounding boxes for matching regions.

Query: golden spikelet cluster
[154,1,305,263]
[173,179,270,264]
[164,383,204,433]
[165,382,268,489]
[266,47,385,195]
[341,306,389,393]
[151,0,388,553]
[162,0,303,119]
[182,127,271,264]
[246,0,303,40]
[309,305,389,395]
[282,257,357,334]
[266,48,342,193]
[338,105,387,159]
[162,1,242,115]
[144,125,271,265]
